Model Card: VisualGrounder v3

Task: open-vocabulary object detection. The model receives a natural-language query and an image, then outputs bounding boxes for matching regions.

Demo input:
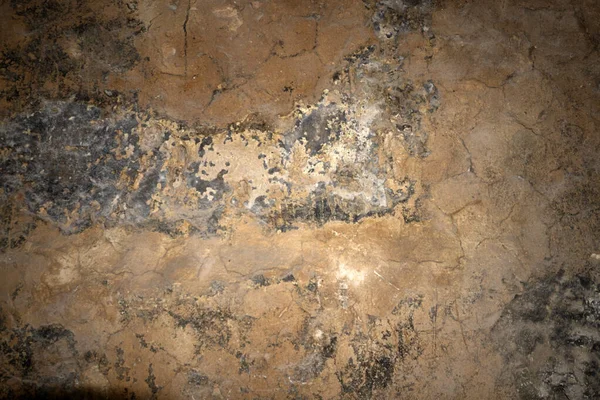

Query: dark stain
[386,80,437,158]
[32,325,75,346]
[169,307,235,351]
[2,1,142,116]
[145,363,160,398]
[76,18,141,72]
[306,278,319,293]
[393,297,424,361]
[0,200,37,252]
[11,0,70,27]
[186,169,230,207]
[251,274,270,287]
[1,101,229,237]
[344,45,377,65]
[251,195,272,213]
[0,323,78,392]
[492,271,600,399]
[115,346,130,381]
[1,102,142,233]
[371,0,435,42]
[126,165,164,223]
[264,179,417,230]
[322,336,338,359]
[209,280,225,295]
[188,370,209,386]
[334,296,425,398]
[336,354,395,398]
[135,334,149,349]
[237,352,251,374]
[227,113,272,136]
[197,136,213,158]
[366,356,394,390]
[283,104,346,155]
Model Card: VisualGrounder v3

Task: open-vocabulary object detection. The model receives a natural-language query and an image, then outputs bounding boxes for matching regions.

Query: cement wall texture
[1,0,599,398]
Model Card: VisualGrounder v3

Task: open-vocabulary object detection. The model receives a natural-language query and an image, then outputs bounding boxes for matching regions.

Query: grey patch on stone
[250,195,274,214]
[282,104,346,155]
[188,370,210,386]
[0,323,79,396]
[0,102,140,233]
[0,200,37,252]
[293,352,327,383]
[125,165,165,223]
[197,136,213,158]
[492,271,600,399]
[264,179,416,230]
[423,80,440,110]
[396,123,429,158]
[209,281,225,296]
[251,274,270,287]
[372,0,435,42]
[385,80,439,157]
[0,101,225,237]
[186,169,230,208]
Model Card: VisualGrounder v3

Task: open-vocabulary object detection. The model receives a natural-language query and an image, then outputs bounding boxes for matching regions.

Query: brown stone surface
[0,0,375,126]
[1,0,600,399]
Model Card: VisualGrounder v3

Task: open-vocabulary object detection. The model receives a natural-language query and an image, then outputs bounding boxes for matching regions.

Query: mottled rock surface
[1,0,599,399]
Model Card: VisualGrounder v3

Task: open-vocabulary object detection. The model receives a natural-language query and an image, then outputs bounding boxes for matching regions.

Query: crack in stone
[183,0,192,76]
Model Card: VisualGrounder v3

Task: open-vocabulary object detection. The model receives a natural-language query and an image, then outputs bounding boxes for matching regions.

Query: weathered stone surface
[1,0,599,398]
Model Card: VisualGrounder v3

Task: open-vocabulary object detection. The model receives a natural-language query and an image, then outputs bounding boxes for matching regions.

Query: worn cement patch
[1,0,600,398]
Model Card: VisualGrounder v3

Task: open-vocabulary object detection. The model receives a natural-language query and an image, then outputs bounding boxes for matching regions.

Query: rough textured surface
[1,0,600,398]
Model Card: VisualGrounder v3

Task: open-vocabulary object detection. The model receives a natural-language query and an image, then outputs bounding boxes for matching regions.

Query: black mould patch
[0,101,230,238]
[0,102,147,233]
[169,307,235,351]
[0,200,37,252]
[197,136,213,158]
[0,323,77,384]
[31,324,75,345]
[188,370,210,386]
[2,1,142,115]
[283,104,346,155]
[372,0,435,42]
[145,363,160,397]
[336,344,396,397]
[492,271,600,399]
[186,169,229,208]
[251,274,270,287]
[366,356,394,389]
[386,80,439,158]
[264,179,416,229]
[336,296,425,398]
